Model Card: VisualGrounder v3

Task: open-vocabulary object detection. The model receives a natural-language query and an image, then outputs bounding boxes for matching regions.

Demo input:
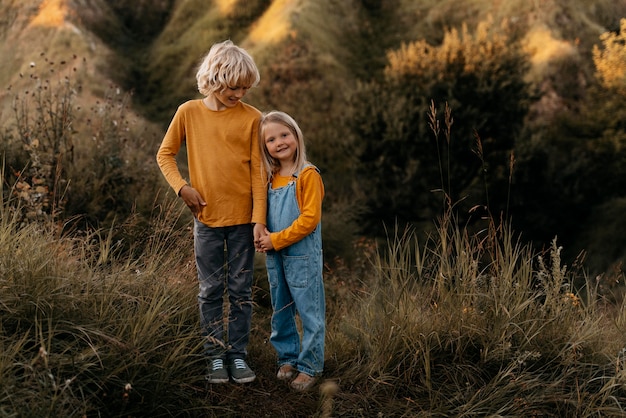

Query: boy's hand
[253,223,265,243]
[254,224,272,252]
[179,185,206,217]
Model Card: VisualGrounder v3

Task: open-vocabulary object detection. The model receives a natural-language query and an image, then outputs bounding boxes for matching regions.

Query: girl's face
[263,121,298,167]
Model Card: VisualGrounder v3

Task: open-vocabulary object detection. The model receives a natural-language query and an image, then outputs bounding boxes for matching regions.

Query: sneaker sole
[231,375,256,384]
[205,376,229,384]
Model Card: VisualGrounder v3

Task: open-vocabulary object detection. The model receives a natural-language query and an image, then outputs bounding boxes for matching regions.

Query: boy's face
[214,85,250,109]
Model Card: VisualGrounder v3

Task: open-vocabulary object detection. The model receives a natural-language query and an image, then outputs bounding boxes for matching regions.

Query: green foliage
[512,20,626,271]
[525,104,626,202]
[348,17,533,233]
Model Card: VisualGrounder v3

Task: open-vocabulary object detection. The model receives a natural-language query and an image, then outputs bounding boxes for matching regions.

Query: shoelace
[233,358,246,369]
[212,359,224,370]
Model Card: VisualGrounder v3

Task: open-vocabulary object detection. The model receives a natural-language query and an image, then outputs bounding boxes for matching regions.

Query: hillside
[3,0,622,125]
[1,0,626,272]
[3,1,626,416]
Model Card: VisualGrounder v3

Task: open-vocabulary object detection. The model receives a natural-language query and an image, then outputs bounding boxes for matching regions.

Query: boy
[156,40,266,384]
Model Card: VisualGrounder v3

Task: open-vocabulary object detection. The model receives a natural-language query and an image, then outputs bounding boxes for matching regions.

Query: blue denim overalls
[265,165,325,377]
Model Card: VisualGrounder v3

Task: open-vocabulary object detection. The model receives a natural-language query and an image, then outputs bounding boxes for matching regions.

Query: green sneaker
[229,358,256,383]
[206,358,229,384]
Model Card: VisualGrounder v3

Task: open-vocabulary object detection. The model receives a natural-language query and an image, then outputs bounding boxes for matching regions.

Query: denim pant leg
[290,256,325,376]
[194,220,226,358]
[266,253,300,366]
[224,224,255,361]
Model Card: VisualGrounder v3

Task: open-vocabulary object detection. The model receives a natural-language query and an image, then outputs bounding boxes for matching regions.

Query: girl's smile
[263,121,298,170]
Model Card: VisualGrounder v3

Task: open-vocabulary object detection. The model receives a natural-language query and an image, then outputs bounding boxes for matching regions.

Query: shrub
[1,54,165,233]
[512,20,626,272]
[348,16,533,234]
[593,18,626,95]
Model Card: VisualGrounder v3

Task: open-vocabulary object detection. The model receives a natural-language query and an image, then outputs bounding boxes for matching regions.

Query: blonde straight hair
[196,40,260,96]
[258,111,308,179]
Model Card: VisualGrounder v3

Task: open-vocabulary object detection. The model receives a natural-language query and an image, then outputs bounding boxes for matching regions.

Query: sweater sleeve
[270,167,324,251]
[156,106,188,195]
[250,117,267,225]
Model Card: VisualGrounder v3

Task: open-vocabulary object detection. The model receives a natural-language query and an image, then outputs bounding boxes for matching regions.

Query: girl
[256,111,325,392]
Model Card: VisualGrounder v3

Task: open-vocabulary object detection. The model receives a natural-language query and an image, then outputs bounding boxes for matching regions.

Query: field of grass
[2,1,626,416]
[2,182,626,416]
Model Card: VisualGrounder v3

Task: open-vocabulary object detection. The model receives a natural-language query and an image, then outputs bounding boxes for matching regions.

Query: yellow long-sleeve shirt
[269,165,324,251]
[156,99,267,227]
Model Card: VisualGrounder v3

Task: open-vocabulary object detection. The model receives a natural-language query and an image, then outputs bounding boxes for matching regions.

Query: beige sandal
[290,372,317,391]
[277,364,297,381]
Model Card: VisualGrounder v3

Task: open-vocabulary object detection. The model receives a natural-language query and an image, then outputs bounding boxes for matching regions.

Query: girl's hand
[258,232,274,252]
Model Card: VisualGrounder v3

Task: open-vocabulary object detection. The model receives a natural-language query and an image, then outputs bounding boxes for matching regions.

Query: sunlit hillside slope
[2,0,623,126]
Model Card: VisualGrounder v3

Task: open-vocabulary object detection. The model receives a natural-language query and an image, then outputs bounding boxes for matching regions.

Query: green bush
[347,17,533,234]
[512,21,626,271]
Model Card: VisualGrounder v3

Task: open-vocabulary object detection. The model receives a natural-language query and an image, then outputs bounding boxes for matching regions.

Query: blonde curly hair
[196,40,260,96]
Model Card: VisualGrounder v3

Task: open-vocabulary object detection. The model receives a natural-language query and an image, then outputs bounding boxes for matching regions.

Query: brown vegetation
[2,1,626,416]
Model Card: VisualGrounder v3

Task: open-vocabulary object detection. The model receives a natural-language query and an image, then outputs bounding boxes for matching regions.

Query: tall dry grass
[3,185,626,416]
[328,210,626,416]
[0,182,207,416]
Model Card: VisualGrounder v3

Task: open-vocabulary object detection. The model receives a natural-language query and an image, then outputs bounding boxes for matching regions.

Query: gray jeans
[193,220,255,361]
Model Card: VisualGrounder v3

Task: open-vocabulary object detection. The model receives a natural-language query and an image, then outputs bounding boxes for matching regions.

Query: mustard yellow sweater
[269,166,324,251]
[156,99,267,227]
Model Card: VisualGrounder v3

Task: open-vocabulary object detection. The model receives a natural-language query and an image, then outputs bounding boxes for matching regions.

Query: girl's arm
[270,167,324,251]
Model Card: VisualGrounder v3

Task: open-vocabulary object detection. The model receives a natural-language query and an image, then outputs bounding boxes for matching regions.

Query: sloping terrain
[2,0,623,127]
[2,0,626,271]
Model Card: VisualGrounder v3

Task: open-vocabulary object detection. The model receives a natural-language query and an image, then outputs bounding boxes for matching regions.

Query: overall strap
[292,163,318,179]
